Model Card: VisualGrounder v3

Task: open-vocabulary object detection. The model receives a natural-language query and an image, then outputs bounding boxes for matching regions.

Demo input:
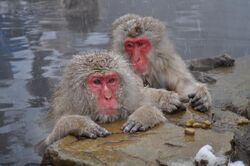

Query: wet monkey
[111,14,211,112]
[37,51,166,152]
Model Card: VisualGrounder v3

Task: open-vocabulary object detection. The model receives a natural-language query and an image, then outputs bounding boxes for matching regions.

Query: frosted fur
[111,14,211,111]
[37,50,166,153]
[51,51,143,123]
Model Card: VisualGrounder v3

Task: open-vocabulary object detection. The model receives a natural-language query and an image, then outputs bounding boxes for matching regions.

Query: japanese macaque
[37,51,167,152]
[111,14,211,112]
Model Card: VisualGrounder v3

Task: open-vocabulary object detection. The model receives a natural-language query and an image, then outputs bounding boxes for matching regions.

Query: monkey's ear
[34,139,48,156]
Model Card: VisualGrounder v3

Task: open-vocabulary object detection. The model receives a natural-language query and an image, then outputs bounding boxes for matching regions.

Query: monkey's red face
[124,36,152,74]
[87,72,120,116]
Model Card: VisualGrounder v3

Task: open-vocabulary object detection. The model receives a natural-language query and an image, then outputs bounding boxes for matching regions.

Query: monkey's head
[60,51,140,122]
[111,14,166,75]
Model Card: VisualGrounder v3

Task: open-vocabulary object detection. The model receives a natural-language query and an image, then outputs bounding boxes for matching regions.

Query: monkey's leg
[142,87,186,113]
[122,105,166,133]
[46,115,111,144]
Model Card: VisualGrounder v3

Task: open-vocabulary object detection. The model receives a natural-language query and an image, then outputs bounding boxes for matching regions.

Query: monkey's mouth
[98,107,118,116]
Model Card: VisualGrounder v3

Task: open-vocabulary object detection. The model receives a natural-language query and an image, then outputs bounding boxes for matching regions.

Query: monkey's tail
[35,139,48,156]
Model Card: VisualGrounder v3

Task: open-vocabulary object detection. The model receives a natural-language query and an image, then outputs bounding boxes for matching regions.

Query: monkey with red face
[37,51,166,153]
[111,14,211,112]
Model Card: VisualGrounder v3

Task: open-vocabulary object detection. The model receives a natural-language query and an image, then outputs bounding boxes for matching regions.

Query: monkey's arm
[142,87,186,113]
[122,105,166,133]
[37,115,110,154]
[164,55,211,112]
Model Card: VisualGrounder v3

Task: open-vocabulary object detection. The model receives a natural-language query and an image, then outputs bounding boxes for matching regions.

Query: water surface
[0,0,250,165]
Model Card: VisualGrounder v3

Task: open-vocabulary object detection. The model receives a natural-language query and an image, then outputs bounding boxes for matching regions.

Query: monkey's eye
[126,42,134,48]
[93,79,101,85]
[108,78,116,84]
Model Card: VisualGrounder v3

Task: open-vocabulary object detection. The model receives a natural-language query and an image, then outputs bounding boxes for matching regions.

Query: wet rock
[41,104,245,166]
[230,126,250,165]
[61,0,99,33]
[41,56,250,165]
[223,101,250,120]
[188,53,235,72]
[42,120,234,166]
[191,71,216,84]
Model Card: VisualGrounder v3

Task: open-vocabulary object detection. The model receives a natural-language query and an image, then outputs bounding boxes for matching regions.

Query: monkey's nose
[105,96,112,100]
[104,89,112,100]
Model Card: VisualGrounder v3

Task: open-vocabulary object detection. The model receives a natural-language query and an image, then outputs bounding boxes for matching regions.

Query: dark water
[0,0,249,165]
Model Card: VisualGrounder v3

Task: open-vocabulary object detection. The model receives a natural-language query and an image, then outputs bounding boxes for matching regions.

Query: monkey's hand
[157,90,186,113]
[45,115,111,145]
[70,120,111,139]
[122,105,166,133]
[142,88,186,113]
[188,83,211,112]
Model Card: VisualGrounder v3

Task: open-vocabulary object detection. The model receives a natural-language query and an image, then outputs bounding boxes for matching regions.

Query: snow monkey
[38,51,168,151]
[111,14,211,112]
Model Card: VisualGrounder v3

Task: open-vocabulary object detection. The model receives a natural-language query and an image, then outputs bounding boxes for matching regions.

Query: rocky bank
[41,55,250,166]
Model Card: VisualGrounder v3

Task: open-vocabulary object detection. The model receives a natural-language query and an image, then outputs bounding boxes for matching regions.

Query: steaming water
[0,0,250,165]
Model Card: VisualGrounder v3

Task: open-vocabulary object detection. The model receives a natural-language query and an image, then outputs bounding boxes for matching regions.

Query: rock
[223,101,250,120]
[188,53,235,72]
[209,55,250,118]
[191,71,217,84]
[230,125,250,165]
[42,121,233,166]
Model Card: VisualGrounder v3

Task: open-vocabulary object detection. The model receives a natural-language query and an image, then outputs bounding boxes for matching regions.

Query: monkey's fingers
[80,130,97,139]
[191,95,209,112]
[192,98,203,107]
[164,101,186,113]
[139,124,150,131]
[97,127,111,137]
[191,96,201,105]
[122,121,136,132]
[172,98,186,111]
[166,105,178,113]
[130,123,142,133]
[176,103,186,112]
[194,104,208,112]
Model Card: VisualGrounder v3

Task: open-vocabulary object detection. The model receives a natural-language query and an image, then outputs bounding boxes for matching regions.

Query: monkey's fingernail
[89,133,96,138]
[192,99,203,107]
[124,127,130,132]
[191,97,201,104]
[105,131,111,135]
